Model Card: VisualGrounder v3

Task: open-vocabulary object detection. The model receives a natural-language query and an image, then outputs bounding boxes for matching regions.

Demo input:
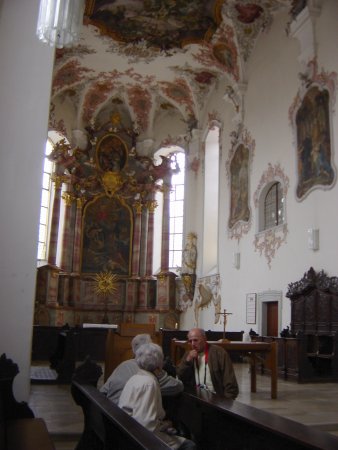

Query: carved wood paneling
[286,267,338,335]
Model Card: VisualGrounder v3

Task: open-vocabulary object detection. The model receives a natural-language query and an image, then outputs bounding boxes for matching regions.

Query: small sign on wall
[246,293,257,324]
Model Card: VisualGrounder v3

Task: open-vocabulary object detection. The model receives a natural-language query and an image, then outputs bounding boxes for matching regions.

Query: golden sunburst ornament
[93,272,119,297]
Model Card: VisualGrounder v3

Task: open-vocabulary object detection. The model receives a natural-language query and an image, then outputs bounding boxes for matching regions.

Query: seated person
[119,343,196,450]
[176,328,239,399]
[100,333,183,403]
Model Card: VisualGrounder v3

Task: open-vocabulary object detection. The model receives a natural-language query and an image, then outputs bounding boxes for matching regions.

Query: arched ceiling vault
[50,0,298,143]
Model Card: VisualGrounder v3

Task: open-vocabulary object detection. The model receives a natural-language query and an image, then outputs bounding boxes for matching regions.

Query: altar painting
[296,87,334,200]
[81,196,132,275]
[96,133,128,172]
[228,144,250,229]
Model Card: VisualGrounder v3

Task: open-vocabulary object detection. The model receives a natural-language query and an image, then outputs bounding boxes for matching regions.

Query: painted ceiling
[50,0,301,145]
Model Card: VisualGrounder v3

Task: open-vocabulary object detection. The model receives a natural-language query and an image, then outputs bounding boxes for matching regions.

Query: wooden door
[267,301,278,336]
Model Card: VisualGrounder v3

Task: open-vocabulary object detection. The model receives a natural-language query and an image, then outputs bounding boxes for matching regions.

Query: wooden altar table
[171,339,278,399]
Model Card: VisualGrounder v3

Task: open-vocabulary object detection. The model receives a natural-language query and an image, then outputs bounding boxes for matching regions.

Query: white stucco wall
[180,1,338,336]
[0,0,54,400]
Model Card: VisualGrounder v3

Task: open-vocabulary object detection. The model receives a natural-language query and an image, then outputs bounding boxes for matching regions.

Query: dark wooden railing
[173,388,338,450]
[71,381,172,450]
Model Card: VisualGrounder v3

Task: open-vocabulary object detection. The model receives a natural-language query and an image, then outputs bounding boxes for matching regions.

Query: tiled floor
[28,363,338,449]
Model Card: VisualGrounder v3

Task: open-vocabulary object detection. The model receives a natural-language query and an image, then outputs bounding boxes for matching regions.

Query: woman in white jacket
[118,342,196,450]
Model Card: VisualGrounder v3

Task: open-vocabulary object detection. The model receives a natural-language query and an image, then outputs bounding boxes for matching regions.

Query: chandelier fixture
[36,0,85,49]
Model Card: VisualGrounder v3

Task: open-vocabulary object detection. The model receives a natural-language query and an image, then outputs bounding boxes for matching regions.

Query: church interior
[1,0,338,448]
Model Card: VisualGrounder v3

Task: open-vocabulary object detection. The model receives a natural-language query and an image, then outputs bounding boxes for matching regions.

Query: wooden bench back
[0,353,52,450]
[173,388,338,450]
[71,381,171,450]
[0,354,34,421]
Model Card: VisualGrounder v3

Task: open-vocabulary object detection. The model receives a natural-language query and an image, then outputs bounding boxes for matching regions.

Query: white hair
[135,343,163,372]
[131,334,152,355]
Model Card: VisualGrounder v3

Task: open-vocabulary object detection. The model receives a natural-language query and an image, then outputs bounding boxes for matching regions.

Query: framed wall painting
[81,195,133,276]
[228,143,250,229]
[246,293,256,324]
[295,86,334,200]
[96,133,128,173]
[225,127,255,241]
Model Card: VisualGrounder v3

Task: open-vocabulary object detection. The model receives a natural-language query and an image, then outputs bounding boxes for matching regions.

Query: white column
[0,0,55,401]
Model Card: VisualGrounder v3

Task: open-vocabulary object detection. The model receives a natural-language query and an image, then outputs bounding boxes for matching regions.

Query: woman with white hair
[118,343,196,450]
[101,334,183,403]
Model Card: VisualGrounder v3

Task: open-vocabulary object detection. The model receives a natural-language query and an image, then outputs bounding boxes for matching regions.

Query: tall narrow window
[264,182,284,230]
[153,148,185,273]
[169,152,185,269]
[37,139,53,261]
[203,127,219,275]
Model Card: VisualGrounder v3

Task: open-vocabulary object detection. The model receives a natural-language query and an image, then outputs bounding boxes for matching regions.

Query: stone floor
[28,363,338,449]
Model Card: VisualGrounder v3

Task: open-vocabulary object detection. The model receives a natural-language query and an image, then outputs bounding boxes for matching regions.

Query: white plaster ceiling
[50,0,299,143]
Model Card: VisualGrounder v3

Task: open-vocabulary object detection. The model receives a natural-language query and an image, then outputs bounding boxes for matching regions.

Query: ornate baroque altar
[35,122,181,329]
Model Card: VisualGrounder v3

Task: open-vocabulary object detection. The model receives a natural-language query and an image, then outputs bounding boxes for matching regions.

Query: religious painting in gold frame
[295,86,335,200]
[96,133,128,173]
[228,143,250,229]
[81,195,133,276]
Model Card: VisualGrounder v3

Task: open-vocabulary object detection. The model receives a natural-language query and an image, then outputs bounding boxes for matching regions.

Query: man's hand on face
[186,349,198,362]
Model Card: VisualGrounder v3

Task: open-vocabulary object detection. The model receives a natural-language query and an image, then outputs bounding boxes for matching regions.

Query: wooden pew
[71,381,172,450]
[71,358,338,450]
[173,388,338,450]
[0,354,55,450]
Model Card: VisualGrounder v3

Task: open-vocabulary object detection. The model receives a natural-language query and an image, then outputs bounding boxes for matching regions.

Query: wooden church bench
[71,380,172,450]
[172,388,338,450]
[0,353,54,450]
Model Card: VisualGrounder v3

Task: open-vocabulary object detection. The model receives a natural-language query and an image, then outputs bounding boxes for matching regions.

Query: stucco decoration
[253,163,289,268]
[254,223,288,269]
[289,60,337,201]
[176,278,193,312]
[223,0,286,62]
[193,274,222,326]
[226,127,255,241]
[50,2,298,143]
[193,23,240,82]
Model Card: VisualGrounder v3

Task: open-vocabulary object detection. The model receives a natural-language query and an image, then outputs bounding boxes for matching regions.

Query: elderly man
[100,333,183,403]
[119,343,196,450]
[176,328,239,399]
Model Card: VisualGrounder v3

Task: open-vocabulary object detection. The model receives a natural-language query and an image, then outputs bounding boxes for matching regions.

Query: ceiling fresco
[50,0,299,145]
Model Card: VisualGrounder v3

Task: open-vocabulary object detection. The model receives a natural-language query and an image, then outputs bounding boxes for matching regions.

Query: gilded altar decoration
[289,60,337,201]
[93,272,119,298]
[101,171,124,197]
[93,271,119,323]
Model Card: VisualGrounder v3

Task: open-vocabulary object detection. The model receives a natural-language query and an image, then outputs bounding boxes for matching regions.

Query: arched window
[254,164,289,266]
[169,152,185,269]
[37,132,67,263]
[37,139,54,261]
[203,127,219,275]
[153,148,185,273]
[263,182,284,230]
